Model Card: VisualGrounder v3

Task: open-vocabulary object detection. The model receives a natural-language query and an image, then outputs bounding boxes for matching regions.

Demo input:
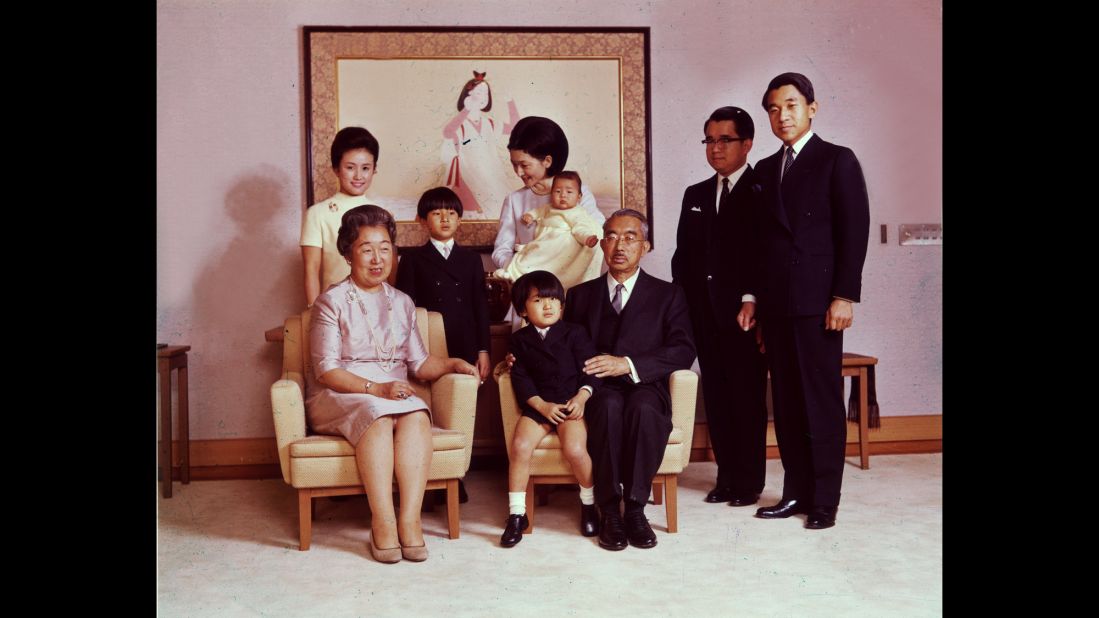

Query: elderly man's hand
[583,355,631,378]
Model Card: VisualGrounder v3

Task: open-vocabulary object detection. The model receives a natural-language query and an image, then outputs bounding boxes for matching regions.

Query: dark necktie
[611,283,625,314]
[781,146,795,181]
[719,177,731,214]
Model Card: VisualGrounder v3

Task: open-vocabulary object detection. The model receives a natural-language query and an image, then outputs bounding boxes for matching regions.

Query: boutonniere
[329,201,339,212]
[346,286,359,305]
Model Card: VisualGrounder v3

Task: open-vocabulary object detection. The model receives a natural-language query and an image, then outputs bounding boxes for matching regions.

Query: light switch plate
[899,223,942,246]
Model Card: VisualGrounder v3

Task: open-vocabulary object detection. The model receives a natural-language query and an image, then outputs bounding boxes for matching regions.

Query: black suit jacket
[753,134,870,317]
[563,271,696,403]
[510,321,601,414]
[394,242,490,364]
[671,165,762,324]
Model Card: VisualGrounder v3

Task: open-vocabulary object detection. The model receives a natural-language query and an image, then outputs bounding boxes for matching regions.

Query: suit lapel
[720,165,754,225]
[423,242,462,282]
[703,175,718,251]
[521,325,554,359]
[615,271,649,345]
[778,134,823,227]
[586,278,605,345]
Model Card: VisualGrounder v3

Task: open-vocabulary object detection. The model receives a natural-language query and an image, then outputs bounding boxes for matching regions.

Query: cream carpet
[158,454,941,616]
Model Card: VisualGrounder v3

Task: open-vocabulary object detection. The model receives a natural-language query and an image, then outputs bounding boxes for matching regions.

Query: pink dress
[305,279,430,446]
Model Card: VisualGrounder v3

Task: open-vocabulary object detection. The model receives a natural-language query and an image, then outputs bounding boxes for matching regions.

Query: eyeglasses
[701,137,749,146]
[602,233,641,246]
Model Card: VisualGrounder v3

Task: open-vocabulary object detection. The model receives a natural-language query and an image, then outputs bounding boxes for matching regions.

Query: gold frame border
[305,28,650,248]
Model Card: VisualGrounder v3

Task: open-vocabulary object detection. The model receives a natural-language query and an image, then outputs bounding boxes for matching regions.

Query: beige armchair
[495,364,698,533]
[270,307,478,550]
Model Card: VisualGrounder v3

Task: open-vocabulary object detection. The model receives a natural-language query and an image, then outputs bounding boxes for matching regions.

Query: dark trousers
[585,380,672,507]
[691,305,768,493]
[761,315,846,507]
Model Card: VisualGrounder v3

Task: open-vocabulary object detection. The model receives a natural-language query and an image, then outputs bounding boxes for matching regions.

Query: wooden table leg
[159,359,173,498]
[178,362,190,484]
[858,368,870,470]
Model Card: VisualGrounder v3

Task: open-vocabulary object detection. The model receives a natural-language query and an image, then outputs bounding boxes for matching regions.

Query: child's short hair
[330,126,380,168]
[552,170,582,190]
[510,270,565,314]
[416,186,464,219]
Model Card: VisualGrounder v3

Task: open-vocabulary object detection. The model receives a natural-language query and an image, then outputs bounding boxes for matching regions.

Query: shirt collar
[429,238,455,256]
[788,130,814,155]
[606,268,641,296]
[718,161,749,189]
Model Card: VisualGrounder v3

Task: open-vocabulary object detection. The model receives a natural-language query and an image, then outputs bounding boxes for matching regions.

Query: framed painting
[303,27,652,248]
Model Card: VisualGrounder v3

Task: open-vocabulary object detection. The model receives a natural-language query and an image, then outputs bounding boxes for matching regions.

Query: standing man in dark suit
[746,72,870,530]
[672,106,769,508]
[563,209,696,551]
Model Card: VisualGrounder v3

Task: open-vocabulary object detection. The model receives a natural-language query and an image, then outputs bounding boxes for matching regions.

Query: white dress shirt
[429,237,455,259]
[605,271,642,383]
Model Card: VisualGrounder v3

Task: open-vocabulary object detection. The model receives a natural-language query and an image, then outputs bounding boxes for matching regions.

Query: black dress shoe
[755,498,809,519]
[704,487,734,503]
[580,504,599,537]
[598,511,628,551]
[624,510,657,549]
[500,514,529,547]
[805,506,838,530]
[727,492,761,507]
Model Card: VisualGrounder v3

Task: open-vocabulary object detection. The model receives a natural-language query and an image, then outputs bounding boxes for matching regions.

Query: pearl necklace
[345,280,398,372]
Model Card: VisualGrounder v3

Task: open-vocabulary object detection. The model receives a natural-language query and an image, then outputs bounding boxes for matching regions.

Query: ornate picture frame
[303,26,653,248]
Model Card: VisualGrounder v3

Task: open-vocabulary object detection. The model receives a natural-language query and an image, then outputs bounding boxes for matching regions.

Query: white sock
[579,484,595,506]
[509,491,527,515]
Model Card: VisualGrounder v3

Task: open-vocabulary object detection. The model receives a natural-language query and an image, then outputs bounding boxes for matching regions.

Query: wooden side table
[842,352,879,470]
[158,345,191,498]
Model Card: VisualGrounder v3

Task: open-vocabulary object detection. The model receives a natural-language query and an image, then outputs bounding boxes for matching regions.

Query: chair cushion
[290,427,466,457]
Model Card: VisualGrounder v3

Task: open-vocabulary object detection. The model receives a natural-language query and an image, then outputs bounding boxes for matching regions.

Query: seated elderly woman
[306,204,478,563]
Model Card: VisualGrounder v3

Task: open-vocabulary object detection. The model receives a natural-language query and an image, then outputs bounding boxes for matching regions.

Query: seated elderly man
[562,208,696,551]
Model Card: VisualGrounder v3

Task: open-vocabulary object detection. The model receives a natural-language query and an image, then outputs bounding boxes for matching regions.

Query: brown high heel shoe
[369,533,402,564]
[400,541,428,562]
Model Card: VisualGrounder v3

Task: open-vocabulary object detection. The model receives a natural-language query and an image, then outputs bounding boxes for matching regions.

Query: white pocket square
[690,206,703,212]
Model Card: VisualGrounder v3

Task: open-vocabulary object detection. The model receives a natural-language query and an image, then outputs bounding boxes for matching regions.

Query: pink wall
[157,0,942,440]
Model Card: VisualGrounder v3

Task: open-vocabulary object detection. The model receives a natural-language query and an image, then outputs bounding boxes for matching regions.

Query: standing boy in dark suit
[745,72,870,530]
[395,187,492,382]
[396,187,493,505]
[672,106,769,508]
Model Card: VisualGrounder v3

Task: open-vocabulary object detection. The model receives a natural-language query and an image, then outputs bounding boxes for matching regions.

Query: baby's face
[522,288,562,329]
[551,179,580,210]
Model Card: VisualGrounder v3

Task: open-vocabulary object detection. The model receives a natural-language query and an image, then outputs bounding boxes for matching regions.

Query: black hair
[330,126,380,168]
[416,186,463,219]
[506,116,569,177]
[704,106,755,140]
[761,72,816,110]
[510,270,565,314]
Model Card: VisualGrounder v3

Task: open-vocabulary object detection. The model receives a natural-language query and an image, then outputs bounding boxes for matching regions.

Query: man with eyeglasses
[563,209,696,551]
[750,72,870,530]
[671,106,770,511]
